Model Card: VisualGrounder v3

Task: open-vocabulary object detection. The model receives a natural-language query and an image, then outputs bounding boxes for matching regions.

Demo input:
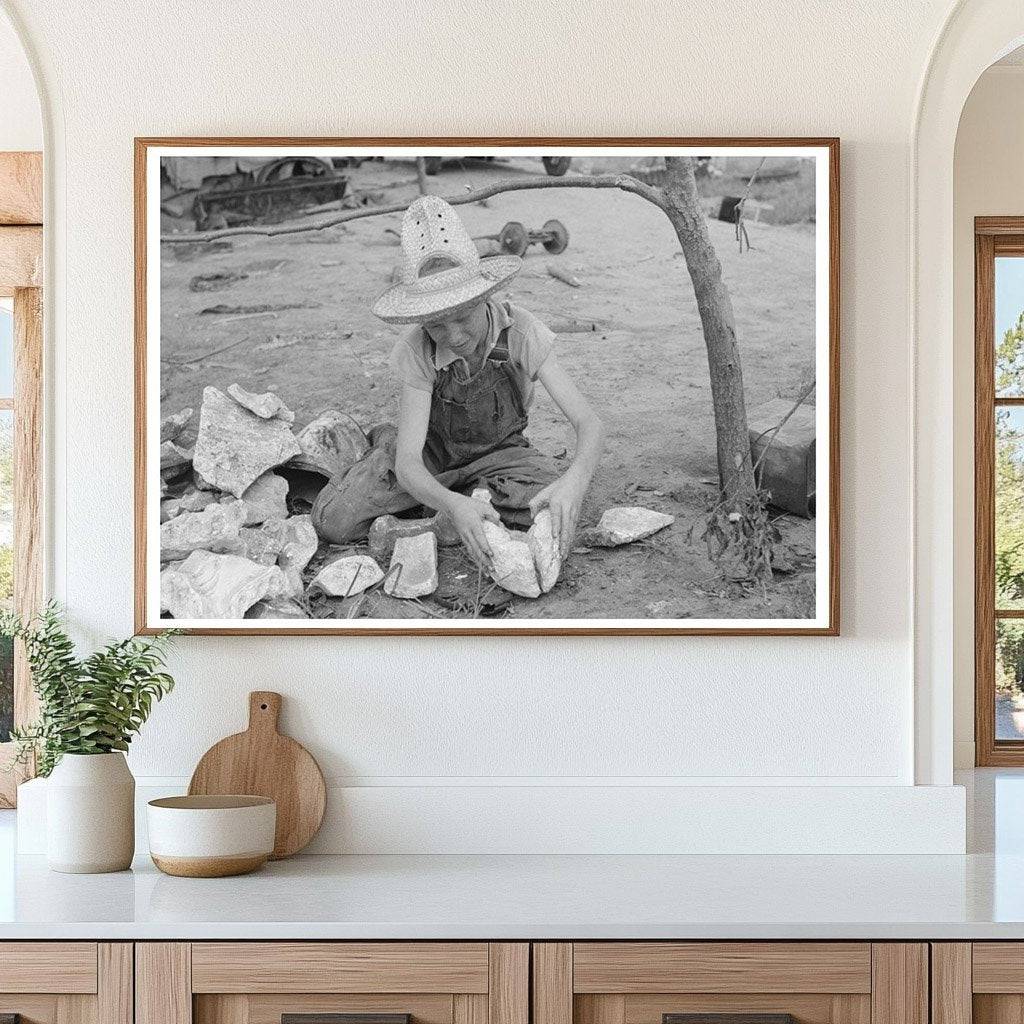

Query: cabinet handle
[664,1016,797,1024]
[283,1016,411,1024]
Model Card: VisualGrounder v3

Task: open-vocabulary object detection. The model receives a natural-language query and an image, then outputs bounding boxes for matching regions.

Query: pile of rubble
[159,384,677,621]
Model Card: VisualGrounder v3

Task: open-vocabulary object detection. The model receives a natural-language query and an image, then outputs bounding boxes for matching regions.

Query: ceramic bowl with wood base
[147,795,276,877]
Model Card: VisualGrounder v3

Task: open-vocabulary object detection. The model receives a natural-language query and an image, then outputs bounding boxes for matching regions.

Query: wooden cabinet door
[0,942,132,1024]
[534,943,927,1024]
[933,943,1024,1024]
[137,943,528,1024]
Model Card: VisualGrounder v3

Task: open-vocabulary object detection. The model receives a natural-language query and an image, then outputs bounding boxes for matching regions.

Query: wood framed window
[0,152,43,806]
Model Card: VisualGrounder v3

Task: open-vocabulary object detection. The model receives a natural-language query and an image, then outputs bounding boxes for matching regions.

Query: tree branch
[160,172,668,243]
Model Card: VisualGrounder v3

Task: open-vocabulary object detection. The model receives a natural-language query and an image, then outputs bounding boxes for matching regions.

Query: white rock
[527,508,562,593]
[160,550,290,619]
[585,506,675,547]
[160,440,193,473]
[239,518,287,565]
[239,472,289,525]
[310,554,383,596]
[471,487,493,505]
[279,514,318,575]
[246,596,310,619]
[227,383,295,422]
[289,410,369,478]
[192,386,302,497]
[482,521,540,598]
[160,499,246,561]
[162,487,220,521]
[160,407,194,442]
[385,532,439,598]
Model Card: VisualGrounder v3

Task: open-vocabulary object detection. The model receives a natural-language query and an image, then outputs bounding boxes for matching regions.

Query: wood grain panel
[0,226,41,291]
[0,994,60,1022]
[622,993,836,1024]
[534,944,573,1024]
[870,945,927,1024]
[136,943,192,1024]
[454,994,487,1024]
[210,993,454,1024]
[0,942,97,993]
[931,944,971,1024]
[973,944,1024,992]
[831,995,872,1024]
[0,152,42,224]
[975,995,1024,1024]
[56,994,96,1024]
[573,944,872,994]
[489,943,528,1024]
[576,995,626,1024]
[192,943,489,994]
[98,944,133,1024]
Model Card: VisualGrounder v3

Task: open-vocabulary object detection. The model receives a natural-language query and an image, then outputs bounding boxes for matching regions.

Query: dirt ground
[160,156,818,621]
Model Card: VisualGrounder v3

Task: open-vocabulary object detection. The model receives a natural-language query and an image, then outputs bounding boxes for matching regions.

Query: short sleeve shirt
[388,300,555,410]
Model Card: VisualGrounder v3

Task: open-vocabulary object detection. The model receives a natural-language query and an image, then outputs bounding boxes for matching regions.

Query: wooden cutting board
[188,691,326,859]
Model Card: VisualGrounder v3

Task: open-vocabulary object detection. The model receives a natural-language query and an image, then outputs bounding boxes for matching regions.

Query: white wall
[952,64,1024,767]
[0,0,973,851]
[0,8,39,151]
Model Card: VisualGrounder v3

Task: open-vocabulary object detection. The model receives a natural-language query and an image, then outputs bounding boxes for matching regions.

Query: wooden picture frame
[136,137,840,636]
[0,151,43,806]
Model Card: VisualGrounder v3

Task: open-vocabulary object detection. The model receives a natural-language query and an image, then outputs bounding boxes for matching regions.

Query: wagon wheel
[423,157,444,175]
[541,219,569,254]
[498,221,529,256]
[542,156,571,177]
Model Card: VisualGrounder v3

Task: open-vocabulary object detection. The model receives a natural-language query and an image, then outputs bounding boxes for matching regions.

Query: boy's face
[423,301,488,358]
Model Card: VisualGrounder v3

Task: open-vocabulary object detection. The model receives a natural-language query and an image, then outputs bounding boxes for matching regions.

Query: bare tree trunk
[660,156,755,504]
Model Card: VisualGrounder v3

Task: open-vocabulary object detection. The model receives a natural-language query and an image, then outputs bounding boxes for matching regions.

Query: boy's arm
[531,354,605,556]
[393,385,499,567]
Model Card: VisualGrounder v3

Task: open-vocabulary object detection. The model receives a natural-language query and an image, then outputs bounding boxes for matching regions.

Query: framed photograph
[135,137,839,635]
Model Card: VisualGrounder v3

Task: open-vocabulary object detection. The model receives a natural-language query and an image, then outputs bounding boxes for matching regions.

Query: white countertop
[0,849,1022,940]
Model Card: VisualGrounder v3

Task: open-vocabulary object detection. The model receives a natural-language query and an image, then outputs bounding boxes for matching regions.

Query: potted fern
[2,604,177,873]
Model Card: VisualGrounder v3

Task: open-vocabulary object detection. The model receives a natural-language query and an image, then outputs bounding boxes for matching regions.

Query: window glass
[997,619,1024,740]
[996,256,1024,396]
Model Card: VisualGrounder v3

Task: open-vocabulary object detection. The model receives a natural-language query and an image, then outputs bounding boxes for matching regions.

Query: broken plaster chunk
[160,550,290,619]
[582,506,675,547]
[385,532,439,599]
[192,386,302,497]
[227,383,295,423]
[368,513,459,565]
[279,514,318,576]
[160,499,246,561]
[240,471,289,525]
[239,518,287,566]
[160,440,193,473]
[289,410,370,478]
[310,554,383,597]
[482,520,540,599]
[160,407,194,443]
[527,507,562,593]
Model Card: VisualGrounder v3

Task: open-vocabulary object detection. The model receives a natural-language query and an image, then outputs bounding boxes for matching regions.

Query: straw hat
[371,195,522,324]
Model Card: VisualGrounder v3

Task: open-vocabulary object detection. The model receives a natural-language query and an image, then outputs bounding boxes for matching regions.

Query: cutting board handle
[248,691,282,734]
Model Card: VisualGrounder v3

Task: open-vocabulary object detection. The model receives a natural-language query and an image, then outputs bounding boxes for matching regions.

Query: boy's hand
[448,493,500,569]
[530,473,586,557]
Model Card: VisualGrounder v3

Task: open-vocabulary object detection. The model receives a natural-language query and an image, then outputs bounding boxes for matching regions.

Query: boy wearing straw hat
[312,194,604,569]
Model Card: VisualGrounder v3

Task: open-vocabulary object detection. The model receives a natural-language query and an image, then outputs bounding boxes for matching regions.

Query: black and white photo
[137,141,838,634]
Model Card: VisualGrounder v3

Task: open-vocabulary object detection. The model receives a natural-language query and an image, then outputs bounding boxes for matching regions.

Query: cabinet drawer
[0,942,98,993]
[534,944,925,1024]
[140,942,528,1024]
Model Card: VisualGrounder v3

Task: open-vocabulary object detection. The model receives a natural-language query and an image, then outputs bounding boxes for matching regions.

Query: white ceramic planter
[46,752,135,873]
